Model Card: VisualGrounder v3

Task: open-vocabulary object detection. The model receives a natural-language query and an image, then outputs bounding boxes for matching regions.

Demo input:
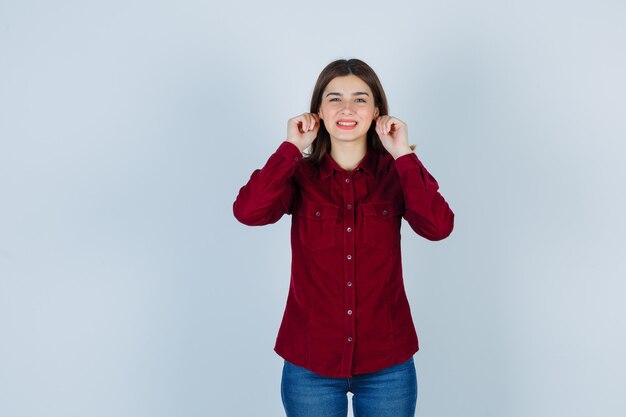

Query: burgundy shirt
[233,141,454,378]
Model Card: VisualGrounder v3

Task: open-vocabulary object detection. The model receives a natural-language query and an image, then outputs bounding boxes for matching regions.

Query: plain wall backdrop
[1,1,625,416]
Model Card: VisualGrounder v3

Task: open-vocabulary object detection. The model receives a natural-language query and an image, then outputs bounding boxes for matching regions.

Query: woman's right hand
[286,113,320,152]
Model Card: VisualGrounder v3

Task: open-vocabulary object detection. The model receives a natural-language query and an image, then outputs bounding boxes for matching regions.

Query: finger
[378,116,388,135]
[299,114,307,132]
[376,117,387,136]
[292,114,305,129]
[376,115,384,130]
[383,116,390,131]
[307,113,315,131]
[311,114,320,131]
[384,116,393,135]
[298,115,308,133]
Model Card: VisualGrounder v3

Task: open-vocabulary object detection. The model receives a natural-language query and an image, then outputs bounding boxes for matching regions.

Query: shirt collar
[320,149,378,179]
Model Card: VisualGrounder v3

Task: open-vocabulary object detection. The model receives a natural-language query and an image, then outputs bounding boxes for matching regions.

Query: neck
[329,138,367,172]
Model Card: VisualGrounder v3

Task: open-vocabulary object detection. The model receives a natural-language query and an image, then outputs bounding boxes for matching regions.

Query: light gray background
[1,1,625,416]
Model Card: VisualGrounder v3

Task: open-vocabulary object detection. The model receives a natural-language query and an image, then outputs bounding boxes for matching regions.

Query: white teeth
[338,121,357,126]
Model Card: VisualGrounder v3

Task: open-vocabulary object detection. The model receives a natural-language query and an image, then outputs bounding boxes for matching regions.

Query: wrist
[392,147,413,160]
[286,138,307,153]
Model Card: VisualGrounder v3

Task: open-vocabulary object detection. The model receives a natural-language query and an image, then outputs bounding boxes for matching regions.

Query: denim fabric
[281,356,418,417]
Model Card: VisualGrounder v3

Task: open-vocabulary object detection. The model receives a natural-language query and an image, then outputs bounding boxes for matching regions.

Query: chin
[330,132,368,143]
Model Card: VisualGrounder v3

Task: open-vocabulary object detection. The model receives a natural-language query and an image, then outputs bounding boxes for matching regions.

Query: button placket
[342,173,356,357]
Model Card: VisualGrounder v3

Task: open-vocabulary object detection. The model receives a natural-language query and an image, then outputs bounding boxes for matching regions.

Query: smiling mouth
[336,120,357,130]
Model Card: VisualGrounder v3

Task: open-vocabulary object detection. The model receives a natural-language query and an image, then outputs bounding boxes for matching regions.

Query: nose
[340,101,354,115]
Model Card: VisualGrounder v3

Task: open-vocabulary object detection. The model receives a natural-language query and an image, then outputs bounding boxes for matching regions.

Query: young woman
[233,58,454,417]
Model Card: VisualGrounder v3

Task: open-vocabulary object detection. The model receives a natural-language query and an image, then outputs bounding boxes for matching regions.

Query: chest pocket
[363,201,404,249]
[298,202,340,251]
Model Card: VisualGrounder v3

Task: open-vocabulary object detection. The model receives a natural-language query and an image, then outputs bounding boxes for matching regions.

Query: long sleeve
[394,152,454,240]
[233,141,302,226]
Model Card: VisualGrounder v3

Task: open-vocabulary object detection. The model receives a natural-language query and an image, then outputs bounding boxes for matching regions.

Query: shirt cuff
[393,151,421,172]
[277,141,304,164]
[393,152,438,191]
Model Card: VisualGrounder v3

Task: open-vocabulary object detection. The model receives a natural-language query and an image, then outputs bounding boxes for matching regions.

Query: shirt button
[346,227,352,233]
[347,282,352,287]
[294,156,299,161]
[347,204,352,210]
[382,209,388,215]
[346,255,352,260]
[347,310,352,315]
[345,178,350,184]
[315,211,321,217]
[347,337,353,342]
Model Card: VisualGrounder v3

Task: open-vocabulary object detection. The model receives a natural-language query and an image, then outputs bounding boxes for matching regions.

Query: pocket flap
[363,201,404,218]
[302,202,340,220]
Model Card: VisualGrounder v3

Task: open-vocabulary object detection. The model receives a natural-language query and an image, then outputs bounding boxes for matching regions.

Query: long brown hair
[305,59,389,163]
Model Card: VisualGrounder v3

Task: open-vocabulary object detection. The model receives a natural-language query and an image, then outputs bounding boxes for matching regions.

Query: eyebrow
[325,92,370,97]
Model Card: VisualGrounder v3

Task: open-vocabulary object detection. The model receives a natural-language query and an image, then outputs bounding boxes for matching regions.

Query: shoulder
[375,151,398,176]
[295,156,321,178]
[288,157,322,189]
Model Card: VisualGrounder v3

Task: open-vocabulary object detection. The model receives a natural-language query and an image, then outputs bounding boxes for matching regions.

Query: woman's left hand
[375,115,413,159]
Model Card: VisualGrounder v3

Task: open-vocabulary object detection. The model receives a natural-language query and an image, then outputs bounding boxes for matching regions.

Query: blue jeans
[281,357,418,417]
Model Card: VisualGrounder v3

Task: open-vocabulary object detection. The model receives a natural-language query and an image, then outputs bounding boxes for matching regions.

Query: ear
[318,108,324,120]
[374,107,379,119]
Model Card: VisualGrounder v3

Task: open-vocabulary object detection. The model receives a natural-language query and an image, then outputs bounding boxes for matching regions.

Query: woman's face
[318,74,379,146]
